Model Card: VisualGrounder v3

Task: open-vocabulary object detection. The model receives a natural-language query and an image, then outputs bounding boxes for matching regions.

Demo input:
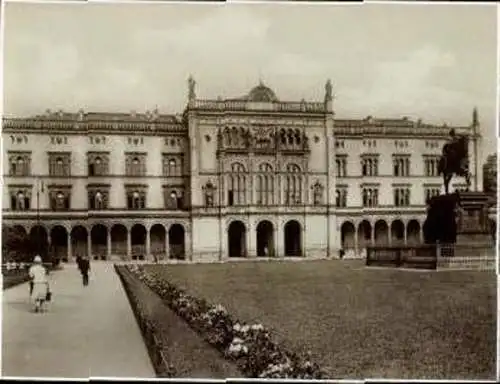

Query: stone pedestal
[455,191,492,245]
[423,193,459,244]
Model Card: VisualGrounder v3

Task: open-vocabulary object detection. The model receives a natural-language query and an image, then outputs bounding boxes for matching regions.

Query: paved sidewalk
[2,262,155,378]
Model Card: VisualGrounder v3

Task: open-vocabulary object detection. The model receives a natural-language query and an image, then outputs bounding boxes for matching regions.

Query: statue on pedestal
[325,79,333,102]
[188,75,196,101]
[438,128,471,194]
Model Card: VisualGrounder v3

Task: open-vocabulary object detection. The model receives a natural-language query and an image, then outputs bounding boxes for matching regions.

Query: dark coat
[76,256,83,270]
[80,259,90,273]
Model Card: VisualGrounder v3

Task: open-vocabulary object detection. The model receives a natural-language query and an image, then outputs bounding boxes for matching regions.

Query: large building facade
[2,79,493,262]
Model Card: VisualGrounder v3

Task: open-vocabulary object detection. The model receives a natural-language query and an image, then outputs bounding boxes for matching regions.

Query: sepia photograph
[1,1,498,381]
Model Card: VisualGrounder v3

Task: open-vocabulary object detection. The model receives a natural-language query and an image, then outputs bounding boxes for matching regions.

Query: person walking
[76,255,83,272]
[28,255,50,313]
[80,256,90,286]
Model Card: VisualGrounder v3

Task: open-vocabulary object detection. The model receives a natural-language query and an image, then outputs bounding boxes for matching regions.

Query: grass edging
[126,263,325,379]
[3,272,30,290]
[115,265,176,378]
[3,263,61,290]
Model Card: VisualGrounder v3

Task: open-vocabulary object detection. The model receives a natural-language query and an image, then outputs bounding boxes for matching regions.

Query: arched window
[224,128,231,146]
[132,191,140,209]
[17,191,25,210]
[312,182,324,205]
[287,130,294,145]
[295,129,302,145]
[55,191,67,210]
[203,182,215,207]
[240,128,247,147]
[95,191,103,210]
[17,157,24,167]
[170,191,178,209]
[228,163,246,206]
[257,163,274,205]
[231,127,238,147]
[285,164,302,205]
[169,159,176,175]
[280,130,287,145]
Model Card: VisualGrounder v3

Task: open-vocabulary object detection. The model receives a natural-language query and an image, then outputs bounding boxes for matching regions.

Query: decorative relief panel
[50,136,68,145]
[128,137,144,145]
[89,136,107,145]
[9,135,29,144]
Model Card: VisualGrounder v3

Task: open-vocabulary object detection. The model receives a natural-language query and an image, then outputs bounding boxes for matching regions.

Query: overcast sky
[2,2,498,158]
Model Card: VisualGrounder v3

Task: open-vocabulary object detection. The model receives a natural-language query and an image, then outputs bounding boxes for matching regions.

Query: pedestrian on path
[28,255,50,313]
[76,255,83,272]
[80,256,91,286]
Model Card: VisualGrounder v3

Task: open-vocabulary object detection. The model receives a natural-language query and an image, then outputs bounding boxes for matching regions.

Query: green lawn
[144,260,496,380]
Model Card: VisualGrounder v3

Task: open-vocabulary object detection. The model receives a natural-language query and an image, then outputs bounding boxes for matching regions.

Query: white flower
[232,337,244,344]
[251,323,264,331]
[233,323,241,332]
[213,304,227,314]
[241,325,250,333]
[228,342,242,355]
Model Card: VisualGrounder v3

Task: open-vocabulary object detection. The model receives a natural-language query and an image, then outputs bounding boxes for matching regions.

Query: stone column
[403,224,408,245]
[388,230,392,246]
[273,226,278,257]
[107,229,112,260]
[87,232,92,259]
[245,227,251,257]
[127,228,132,259]
[67,233,72,261]
[354,231,359,258]
[146,229,151,260]
[247,221,256,258]
[277,223,285,257]
[165,228,170,260]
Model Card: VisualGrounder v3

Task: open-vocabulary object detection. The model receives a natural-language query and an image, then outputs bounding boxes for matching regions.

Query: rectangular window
[424,187,441,204]
[361,156,379,177]
[9,187,32,211]
[125,186,147,210]
[424,156,440,177]
[87,187,109,210]
[162,154,183,177]
[335,156,347,177]
[228,190,234,206]
[87,152,109,176]
[362,187,379,207]
[125,153,147,176]
[48,152,71,177]
[393,156,411,177]
[163,187,184,210]
[8,152,32,176]
[49,188,71,211]
[335,188,347,208]
[393,187,411,207]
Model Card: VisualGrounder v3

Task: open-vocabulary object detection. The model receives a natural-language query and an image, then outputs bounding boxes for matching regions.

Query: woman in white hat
[28,255,50,313]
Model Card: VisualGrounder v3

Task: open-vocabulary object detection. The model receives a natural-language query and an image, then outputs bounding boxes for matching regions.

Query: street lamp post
[35,176,44,256]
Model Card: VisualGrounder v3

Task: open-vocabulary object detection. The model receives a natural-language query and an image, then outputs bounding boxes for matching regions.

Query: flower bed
[126,264,325,379]
[115,266,176,378]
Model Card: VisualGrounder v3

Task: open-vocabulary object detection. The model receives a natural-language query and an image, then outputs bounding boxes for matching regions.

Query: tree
[483,153,497,198]
[2,226,33,263]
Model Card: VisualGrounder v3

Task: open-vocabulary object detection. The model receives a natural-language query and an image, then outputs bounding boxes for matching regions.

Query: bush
[126,264,325,379]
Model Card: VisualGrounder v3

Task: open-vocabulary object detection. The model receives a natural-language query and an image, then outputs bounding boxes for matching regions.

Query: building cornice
[2,108,477,139]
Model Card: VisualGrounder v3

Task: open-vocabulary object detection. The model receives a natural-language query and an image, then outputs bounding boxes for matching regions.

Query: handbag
[46,290,52,302]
